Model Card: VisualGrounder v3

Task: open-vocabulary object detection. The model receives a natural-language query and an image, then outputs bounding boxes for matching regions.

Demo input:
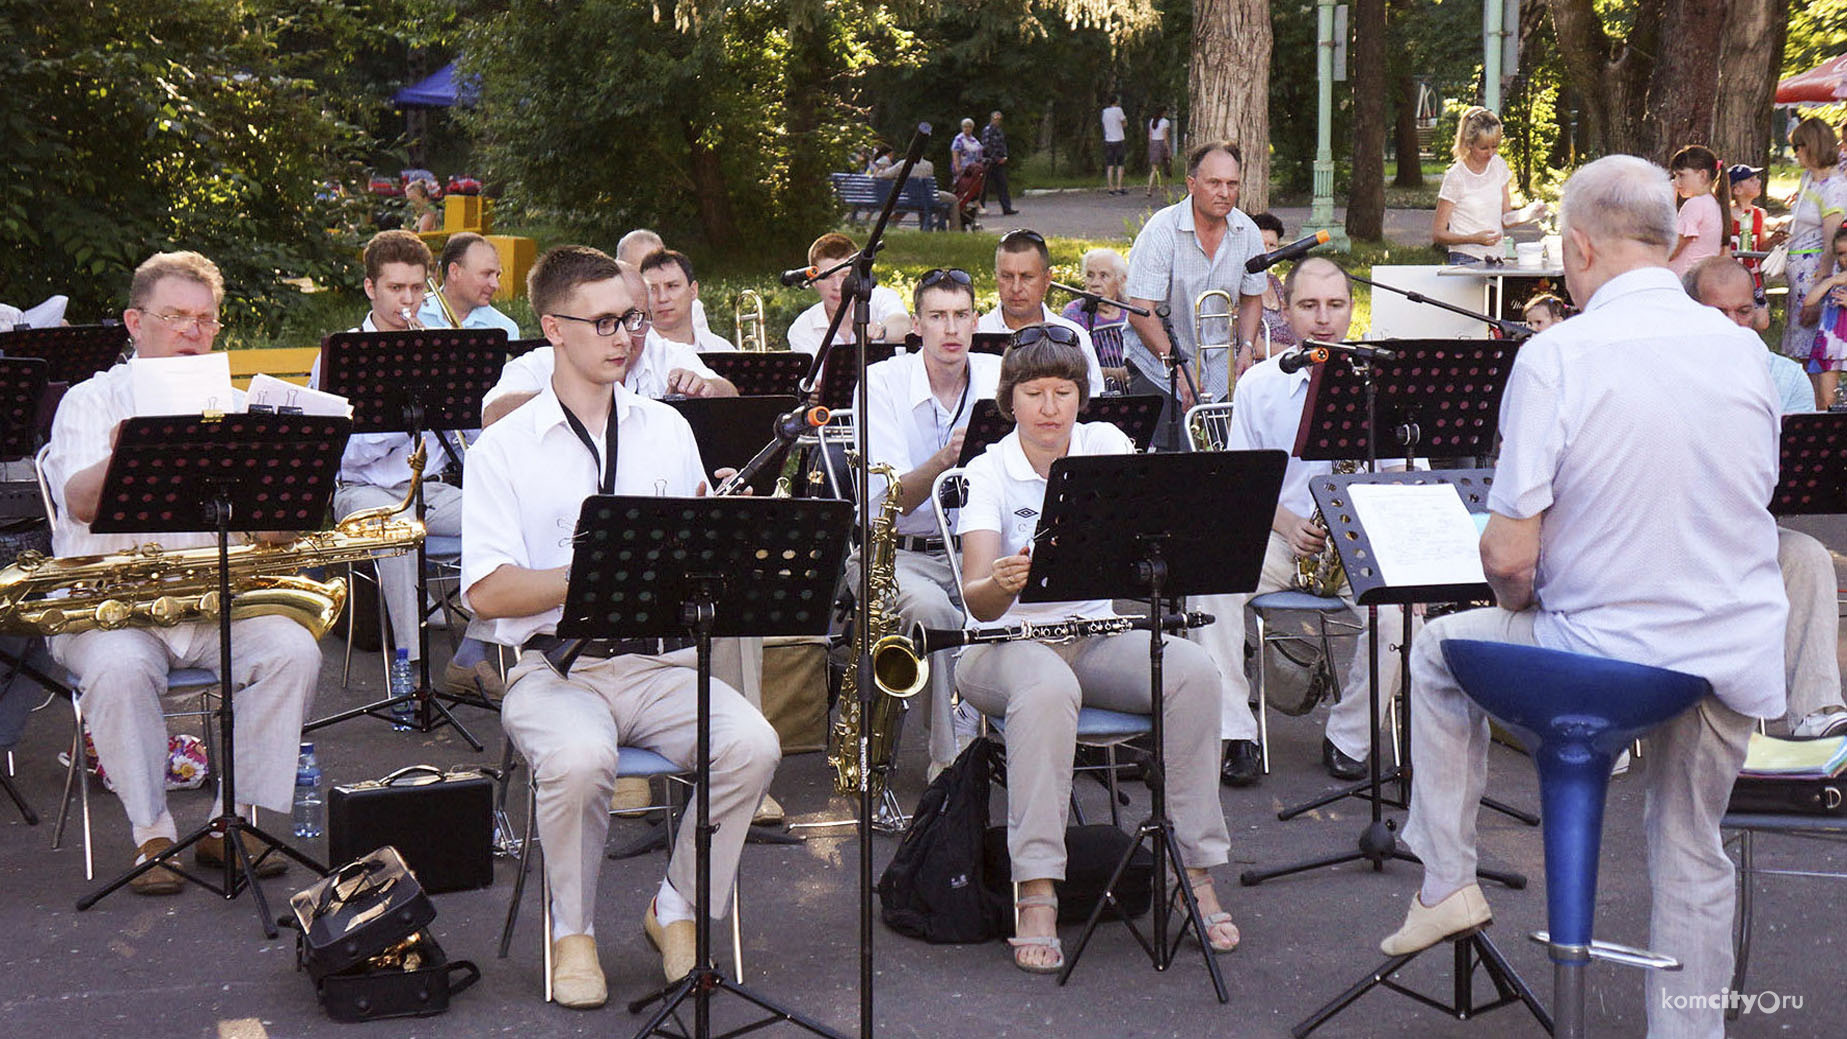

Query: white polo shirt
[1489,265,1786,719]
[482,331,721,413]
[461,382,709,648]
[856,351,1003,537]
[784,286,910,356]
[658,325,737,354]
[976,304,1106,396]
[958,422,1133,625]
[1225,353,1326,519]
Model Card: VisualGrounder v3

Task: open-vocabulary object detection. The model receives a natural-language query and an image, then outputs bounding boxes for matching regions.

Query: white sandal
[1007,893,1064,974]
[1188,877,1241,954]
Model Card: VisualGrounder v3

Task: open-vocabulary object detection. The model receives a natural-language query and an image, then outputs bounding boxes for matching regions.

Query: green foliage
[1785,0,1847,76]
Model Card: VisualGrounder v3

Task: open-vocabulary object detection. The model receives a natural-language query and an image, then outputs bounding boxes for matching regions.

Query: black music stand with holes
[956,395,1167,466]
[0,324,129,386]
[73,413,347,936]
[304,328,506,750]
[506,336,550,360]
[0,357,48,462]
[1771,413,1847,516]
[699,352,810,397]
[553,495,851,1039]
[1025,450,1285,1003]
[818,341,898,410]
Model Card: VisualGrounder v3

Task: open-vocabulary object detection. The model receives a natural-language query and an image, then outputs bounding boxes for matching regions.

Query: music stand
[699,352,810,397]
[1022,450,1284,1002]
[73,413,348,936]
[667,395,800,498]
[1771,413,1847,516]
[0,357,48,462]
[956,395,1167,466]
[304,328,506,749]
[0,324,128,386]
[818,340,897,410]
[506,336,550,360]
[557,495,851,1039]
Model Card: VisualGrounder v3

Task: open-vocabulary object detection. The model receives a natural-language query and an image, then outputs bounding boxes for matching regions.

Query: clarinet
[907,611,1215,657]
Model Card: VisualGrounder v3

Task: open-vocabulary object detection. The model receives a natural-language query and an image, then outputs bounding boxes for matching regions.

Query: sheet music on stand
[1771,413,1847,516]
[956,395,1166,466]
[1311,469,1496,606]
[698,352,809,397]
[1294,339,1516,462]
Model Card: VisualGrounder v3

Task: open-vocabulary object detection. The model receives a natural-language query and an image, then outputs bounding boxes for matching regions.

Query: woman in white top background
[1146,106,1172,199]
[1431,107,1547,264]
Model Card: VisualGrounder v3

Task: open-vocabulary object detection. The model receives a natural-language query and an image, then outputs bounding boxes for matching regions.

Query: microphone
[780,266,819,287]
[1277,347,1328,373]
[1246,230,1332,274]
[775,405,831,440]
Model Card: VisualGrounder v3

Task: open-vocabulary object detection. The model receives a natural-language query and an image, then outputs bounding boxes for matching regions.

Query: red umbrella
[1777,54,1847,105]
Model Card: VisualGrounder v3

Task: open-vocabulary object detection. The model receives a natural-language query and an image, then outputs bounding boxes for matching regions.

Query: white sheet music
[1345,482,1486,588]
[128,352,234,415]
[247,373,352,417]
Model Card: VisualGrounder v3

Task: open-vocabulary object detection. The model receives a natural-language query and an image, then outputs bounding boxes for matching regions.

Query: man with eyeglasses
[419,233,522,337]
[40,251,321,894]
[1122,140,1269,449]
[464,244,780,1007]
[975,228,1106,395]
[855,267,1001,774]
[481,261,737,428]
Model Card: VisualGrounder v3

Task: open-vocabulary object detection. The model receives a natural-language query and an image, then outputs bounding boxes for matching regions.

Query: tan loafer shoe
[443,659,506,702]
[1381,883,1493,955]
[130,837,184,896]
[196,830,287,878]
[643,899,698,982]
[610,776,653,817]
[751,792,784,827]
[550,934,607,1009]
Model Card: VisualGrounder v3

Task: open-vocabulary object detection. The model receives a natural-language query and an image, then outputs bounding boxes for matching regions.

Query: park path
[1001,185,1435,249]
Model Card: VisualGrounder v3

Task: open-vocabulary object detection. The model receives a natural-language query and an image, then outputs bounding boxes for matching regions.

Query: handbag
[328,765,494,894]
[1761,242,1788,280]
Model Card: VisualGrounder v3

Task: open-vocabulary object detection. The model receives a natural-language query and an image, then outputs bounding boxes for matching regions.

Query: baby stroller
[953,160,987,232]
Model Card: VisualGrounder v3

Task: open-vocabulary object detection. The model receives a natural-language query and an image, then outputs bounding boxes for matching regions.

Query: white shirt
[1437,154,1511,261]
[1226,354,1326,518]
[461,382,708,647]
[482,331,721,412]
[1148,117,1170,143]
[959,422,1133,625]
[417,293,521,338]
[856,352,1003,536]
[43,362,247,557]
[1100,106,1126,144]
[976,305,1106,395]
[692,297,711,334]
[308,316,455,488]
[1488,266,1786,719]
[785,286,910,356]
[657,325,737,354]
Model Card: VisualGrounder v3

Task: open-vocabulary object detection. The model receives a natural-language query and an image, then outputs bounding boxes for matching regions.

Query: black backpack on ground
[877,737,1007,943]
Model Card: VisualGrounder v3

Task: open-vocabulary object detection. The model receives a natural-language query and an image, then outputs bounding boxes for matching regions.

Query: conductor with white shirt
[1384,156,1787,1039]
[463,245,778,1009]
[975,228,1106,397]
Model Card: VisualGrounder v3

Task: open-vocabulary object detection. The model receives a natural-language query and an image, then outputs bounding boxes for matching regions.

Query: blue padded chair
[1443,639,1709,1039]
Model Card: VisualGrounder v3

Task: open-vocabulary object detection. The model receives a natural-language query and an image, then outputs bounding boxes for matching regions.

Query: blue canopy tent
[392,62,479,109]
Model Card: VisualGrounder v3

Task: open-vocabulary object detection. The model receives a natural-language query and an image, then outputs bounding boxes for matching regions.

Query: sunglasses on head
[1008,324,1079,349]
[1000,228,1046,246]
[919,267,973,290]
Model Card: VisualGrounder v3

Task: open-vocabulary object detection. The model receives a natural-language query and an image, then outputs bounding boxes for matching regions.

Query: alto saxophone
[0,445,430,640]
[829,460,928,801]
[1294,459,1359,598]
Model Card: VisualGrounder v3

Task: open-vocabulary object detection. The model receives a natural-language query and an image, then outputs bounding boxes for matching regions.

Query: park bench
[828,173,945,231]
[227,346,321,389]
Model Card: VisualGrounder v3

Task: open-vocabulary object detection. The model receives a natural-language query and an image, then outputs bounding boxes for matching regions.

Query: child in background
[1521,294,1568,333]
[1667,145,1729,277]
[1800,226,1847,409]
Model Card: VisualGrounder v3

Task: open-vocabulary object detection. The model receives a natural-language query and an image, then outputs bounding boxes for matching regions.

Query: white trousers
[1192,531,1409,756]
[500,648,780,938]
[1400,606,1755,1039]
[333,480,463,662]
[1778,527,1843,727]
[50,616,321,837]
[845,547,965,766]
[956,632,1228,881]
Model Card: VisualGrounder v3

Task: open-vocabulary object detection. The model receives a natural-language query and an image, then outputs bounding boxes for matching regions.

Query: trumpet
[424,276,461,328]
[871,611,1217,690]
[1193,288,1236,403]
[733,289,771,351]
[397,307,428,331]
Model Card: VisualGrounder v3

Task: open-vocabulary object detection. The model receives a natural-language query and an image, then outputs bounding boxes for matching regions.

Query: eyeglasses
[144,311,221,335]
[552,309,648,336]
[919,268,973,290]
[1008,324,1080,349]
[1000,228,1046,246]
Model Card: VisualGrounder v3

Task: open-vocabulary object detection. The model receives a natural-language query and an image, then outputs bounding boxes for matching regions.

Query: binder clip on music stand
[1019,450,1287,1002]
[73,413,346,936]
[305,329,507,750]
[556,494,852,1039]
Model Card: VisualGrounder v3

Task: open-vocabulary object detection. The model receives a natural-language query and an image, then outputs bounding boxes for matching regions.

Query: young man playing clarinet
[463,245,779,1009]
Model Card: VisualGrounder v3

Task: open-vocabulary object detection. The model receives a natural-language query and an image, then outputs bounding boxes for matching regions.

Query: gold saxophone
[829,460,928,800]
[1294,459,1359,597]
[0,446,430,640]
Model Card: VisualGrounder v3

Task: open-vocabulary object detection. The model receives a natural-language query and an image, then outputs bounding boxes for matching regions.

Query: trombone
[1192,288,1236,403]
[423,276,462,329]
[733,289,771,351]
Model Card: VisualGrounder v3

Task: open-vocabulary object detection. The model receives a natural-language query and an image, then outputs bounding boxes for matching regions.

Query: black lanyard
[559,394,620,494]
[936,370,971,448]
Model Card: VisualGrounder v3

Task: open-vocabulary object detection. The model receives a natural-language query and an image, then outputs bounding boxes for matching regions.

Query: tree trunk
[1641,0,1729,160]
[1393,72,1424,188]
[1189,0,1272,212]
[683,117,739,247]
[1346,0,1386,239]
[1545,0,1664,157]
[782,14,832,233]
[1713,0,1790,170]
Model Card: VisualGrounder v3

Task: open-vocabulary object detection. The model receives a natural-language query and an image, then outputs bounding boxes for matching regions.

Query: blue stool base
[1293,929,1553,1038]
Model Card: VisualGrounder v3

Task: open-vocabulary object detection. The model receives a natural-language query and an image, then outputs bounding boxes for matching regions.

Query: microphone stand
[1348,273,1535,340]
[1154,304,1203,452]
[1049,282,1147,397]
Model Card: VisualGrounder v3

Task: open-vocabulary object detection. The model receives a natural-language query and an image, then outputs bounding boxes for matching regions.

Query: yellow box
[442,194,482,233]
[488,235,536,301]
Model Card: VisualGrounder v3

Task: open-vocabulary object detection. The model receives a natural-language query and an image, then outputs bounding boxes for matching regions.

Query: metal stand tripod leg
[1293,929,1552,1037]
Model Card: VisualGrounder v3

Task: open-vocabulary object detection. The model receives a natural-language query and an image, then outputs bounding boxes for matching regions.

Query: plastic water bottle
[389,648,416,731]
[292,743,323,839]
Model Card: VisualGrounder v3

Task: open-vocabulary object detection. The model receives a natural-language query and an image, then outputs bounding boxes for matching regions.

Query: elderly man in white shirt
[464,245,779,1008]
[419,233,522,337]
[44,251,319,894]
[639,249,737,353]
[1383,156,1788,1039]
[853,267,1001,773]
[975,228,1106,397]
[1191,257,1407,788]
[784,232,913,356]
